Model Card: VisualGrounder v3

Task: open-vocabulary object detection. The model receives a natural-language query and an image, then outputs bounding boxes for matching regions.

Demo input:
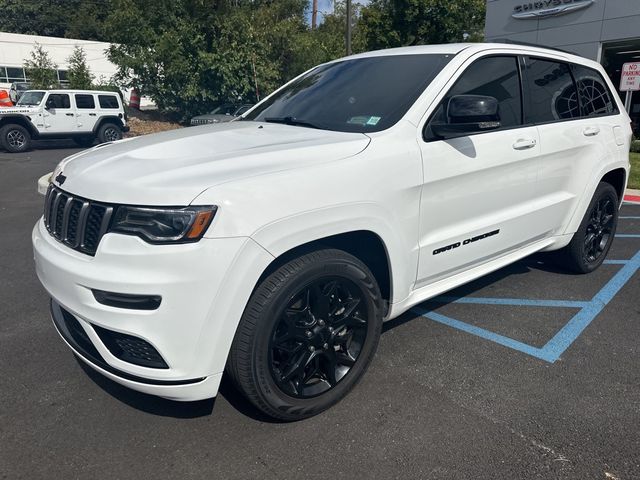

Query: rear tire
[227,248,383,421]
[557,182,619,273]
[97,123,122,143]
[0,124,31,153]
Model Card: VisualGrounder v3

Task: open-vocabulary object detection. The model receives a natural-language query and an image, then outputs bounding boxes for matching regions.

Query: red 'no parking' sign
[620,62,640,91]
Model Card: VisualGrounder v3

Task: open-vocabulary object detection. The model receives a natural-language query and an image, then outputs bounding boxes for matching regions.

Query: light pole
[346,0,352,56]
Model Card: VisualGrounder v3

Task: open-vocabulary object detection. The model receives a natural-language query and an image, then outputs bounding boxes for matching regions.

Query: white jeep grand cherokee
[33,43,632,421]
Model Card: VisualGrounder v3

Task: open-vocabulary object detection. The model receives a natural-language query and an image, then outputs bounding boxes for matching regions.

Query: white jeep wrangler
[0,89,128,153]
[33,43,632,421]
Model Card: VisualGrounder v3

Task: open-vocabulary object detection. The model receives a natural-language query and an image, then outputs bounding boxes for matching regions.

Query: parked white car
[0,89,128,152]
[33,43,631,421]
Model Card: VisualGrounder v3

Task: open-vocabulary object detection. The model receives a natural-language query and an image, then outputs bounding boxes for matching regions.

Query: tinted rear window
[523,58,578,124]
[98,95,119,109]
[47,94,71,109]
[244,54,453,133]
[571,65,618,117]
[75,94,95,109]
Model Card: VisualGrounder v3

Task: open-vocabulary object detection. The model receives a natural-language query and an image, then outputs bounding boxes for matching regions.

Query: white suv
[33,43,631,421]
[1,89,128,152]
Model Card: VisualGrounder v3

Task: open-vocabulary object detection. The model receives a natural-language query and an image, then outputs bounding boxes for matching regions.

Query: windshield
[244,54,452,133]
[17,91,45,106]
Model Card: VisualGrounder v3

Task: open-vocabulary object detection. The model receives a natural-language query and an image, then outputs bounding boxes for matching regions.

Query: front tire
[228,248,383,421]
[558,182,619,273]
[97,123,122,143]
[0,124,31,153]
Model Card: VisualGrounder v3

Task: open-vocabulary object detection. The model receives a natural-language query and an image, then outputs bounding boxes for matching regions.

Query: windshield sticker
[347,115,382,126]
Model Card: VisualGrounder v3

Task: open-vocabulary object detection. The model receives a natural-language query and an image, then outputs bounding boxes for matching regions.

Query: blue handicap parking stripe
[412,248,640,363]
[432,296,590,308]
[620,216,640,219]
[616,234,640,238]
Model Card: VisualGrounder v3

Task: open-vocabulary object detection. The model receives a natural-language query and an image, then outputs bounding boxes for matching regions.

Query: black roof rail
[488,39,577,56]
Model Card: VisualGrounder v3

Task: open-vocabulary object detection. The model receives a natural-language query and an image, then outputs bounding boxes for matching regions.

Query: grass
[630,152,640,190]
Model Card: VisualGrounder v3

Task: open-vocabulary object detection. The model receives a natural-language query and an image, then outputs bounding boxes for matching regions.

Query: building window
[6,67,27,82]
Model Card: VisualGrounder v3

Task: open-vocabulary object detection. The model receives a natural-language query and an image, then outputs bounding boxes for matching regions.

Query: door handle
[65,113,74,117]
[89,113,96,116]
[512,138,537,150]
[583,126,600,137]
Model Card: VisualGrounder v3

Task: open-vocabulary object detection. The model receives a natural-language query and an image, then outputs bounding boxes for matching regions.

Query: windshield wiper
[263,116,324,130]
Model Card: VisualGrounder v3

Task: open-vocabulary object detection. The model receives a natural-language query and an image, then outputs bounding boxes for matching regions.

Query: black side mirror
[431,95,501,139]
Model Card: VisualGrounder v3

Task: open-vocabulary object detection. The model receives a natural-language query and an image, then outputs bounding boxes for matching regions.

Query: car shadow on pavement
[75,355,284,422]
[75,356,215,419]
[382,253,575,334]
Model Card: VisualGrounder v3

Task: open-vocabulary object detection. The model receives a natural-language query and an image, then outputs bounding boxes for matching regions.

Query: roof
[335,42,600,69]
[25,89,120,95]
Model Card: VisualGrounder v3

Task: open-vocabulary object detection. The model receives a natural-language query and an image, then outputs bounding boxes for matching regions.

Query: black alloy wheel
[583,195,615,264]
[1,124,31,153]
[558,182,619,273]
[227,248,383,421]
[269,277,368,398]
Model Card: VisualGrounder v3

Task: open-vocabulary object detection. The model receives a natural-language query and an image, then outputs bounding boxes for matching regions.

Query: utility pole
[346,0,352,56]
[312,0,318,29]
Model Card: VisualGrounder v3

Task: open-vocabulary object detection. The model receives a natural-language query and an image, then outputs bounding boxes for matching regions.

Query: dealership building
[485,0,640,121]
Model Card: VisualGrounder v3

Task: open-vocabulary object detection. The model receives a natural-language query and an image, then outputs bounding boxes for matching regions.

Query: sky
[306,0,371,25]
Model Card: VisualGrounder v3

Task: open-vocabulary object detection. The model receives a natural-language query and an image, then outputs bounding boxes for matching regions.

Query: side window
[571,65,619,117]
[46,94,71,109]
[425,56,522,140]
[98,95,119,109]
[75,94,95,109]
[523,57,578,123]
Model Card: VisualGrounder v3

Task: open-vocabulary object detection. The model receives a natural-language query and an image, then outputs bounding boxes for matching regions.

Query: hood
[55,121,370,205]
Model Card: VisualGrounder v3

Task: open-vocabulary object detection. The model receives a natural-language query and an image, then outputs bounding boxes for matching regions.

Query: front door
[43,93,77,133]
[416,55,542,287]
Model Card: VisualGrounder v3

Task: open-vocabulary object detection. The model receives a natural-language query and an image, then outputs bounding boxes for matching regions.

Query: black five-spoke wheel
[270,278,368,398]
[228,248,383,421]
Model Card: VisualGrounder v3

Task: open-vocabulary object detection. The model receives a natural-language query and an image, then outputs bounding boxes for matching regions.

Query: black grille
[44,186,113,256]
[93,325,169,369]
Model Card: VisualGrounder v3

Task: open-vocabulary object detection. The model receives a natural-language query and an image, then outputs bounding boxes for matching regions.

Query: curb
[624,188,640,204]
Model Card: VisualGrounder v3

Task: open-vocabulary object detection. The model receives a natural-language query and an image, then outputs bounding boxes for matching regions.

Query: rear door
[74,93,99,132]
[522,57,620,235]
[43,93,76,133]
[416,55,542,287]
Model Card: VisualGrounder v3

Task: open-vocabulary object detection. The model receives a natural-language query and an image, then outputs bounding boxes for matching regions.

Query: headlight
[110,205,216,243]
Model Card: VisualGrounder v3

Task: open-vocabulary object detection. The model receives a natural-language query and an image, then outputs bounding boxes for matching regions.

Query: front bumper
[33,218,273,401]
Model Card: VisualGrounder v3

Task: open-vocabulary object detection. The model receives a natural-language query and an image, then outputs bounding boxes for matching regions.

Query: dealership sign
[620,62,640,92]
[513,0,595,19]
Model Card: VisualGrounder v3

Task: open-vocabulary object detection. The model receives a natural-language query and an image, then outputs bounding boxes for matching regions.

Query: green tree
[24,43,58,89]
[104,0,309,121]
[360,0,485,50]
[0,0,111,41]
[67,46,94,89]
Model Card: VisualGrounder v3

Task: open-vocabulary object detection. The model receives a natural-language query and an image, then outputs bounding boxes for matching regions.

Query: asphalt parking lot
[1,144,639,479]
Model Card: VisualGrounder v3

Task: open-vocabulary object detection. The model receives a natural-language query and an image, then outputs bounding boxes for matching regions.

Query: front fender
[249,202,416,305]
